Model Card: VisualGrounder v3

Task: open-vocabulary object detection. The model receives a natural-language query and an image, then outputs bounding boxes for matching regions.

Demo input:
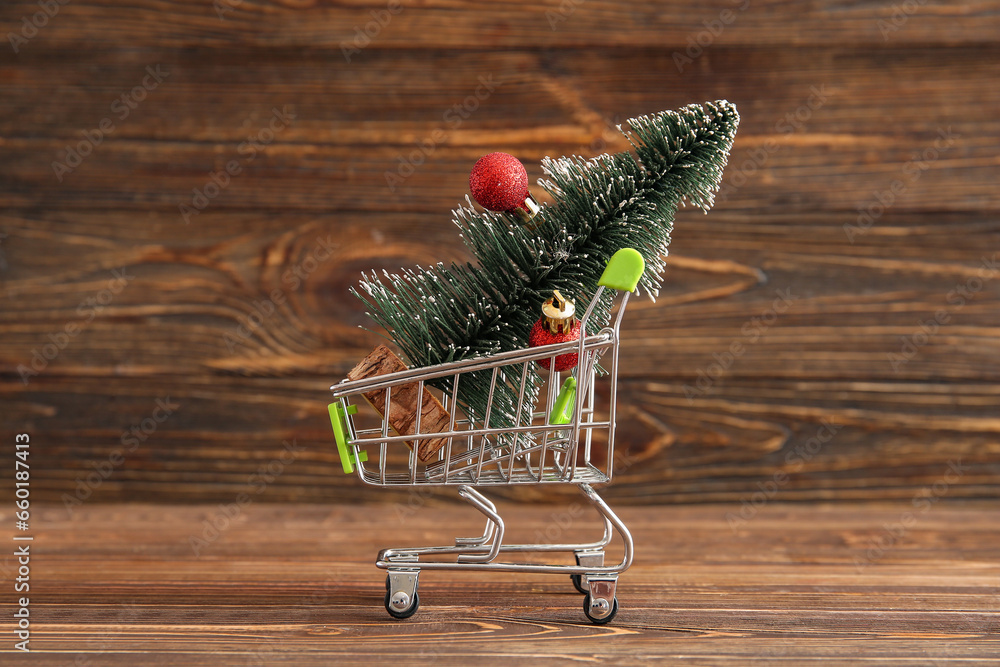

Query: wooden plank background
[1,1,999,504]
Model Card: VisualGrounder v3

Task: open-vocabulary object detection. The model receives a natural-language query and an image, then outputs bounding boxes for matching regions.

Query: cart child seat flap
[598,248,644,293]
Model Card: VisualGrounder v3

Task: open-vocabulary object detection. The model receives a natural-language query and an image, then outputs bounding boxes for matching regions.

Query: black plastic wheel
[583,594,619,625]
[570,574,588,595]
[385,589,420,620]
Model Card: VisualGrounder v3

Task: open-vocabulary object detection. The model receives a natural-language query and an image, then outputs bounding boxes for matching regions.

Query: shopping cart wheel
[384,572,420,619]
[583,576,619,624]
[583,593,619,625]
[570,574,588,595]
[385,589,420,619]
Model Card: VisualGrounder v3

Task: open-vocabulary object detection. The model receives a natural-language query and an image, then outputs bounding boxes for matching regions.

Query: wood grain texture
[3,48,998,214]
[1,502,998,664]
[2,0,999,49]
[2,1,1000,505]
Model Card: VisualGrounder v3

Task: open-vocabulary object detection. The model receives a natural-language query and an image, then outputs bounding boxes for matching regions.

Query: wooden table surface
[2,499,998,664]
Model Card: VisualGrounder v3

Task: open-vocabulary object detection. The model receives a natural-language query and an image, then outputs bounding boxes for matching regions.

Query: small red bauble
[469,152,540,221]
[528,290,582,371]
[529,319,582,371]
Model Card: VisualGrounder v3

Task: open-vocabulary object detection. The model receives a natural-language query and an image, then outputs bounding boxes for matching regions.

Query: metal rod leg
[456,486,505,563]
[455,490,499,547]
[578,483,633,572]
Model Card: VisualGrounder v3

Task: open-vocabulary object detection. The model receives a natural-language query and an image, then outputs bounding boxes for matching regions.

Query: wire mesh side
[335,333,617,487]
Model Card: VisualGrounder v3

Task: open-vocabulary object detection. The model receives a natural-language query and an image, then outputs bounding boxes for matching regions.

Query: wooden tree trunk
[347,345,451,462]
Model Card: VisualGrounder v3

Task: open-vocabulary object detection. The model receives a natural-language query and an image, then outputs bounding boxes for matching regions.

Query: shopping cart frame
[330,248,645,624]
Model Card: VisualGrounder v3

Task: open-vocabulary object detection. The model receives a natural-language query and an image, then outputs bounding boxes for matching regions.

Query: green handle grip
[548,377,577,426]
[598,247,645,292]
[329,402,367,474]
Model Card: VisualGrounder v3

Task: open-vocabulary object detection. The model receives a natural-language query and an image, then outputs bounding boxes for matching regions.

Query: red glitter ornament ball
[528,318,582,372]
[469,152,530,213]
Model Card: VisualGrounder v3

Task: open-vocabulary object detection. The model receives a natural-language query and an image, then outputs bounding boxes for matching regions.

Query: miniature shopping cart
[329,248,645,624]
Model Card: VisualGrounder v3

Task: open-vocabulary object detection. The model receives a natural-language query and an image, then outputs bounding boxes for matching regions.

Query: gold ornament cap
[541,290,576,334]
[514,195,541,223]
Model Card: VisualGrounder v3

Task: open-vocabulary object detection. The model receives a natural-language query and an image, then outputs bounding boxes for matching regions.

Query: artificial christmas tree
[354,100,739,434]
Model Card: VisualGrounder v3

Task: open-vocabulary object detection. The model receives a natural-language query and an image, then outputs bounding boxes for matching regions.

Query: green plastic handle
[548,377,577,426]
[329,402,367,474]
[598,247,645,292]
